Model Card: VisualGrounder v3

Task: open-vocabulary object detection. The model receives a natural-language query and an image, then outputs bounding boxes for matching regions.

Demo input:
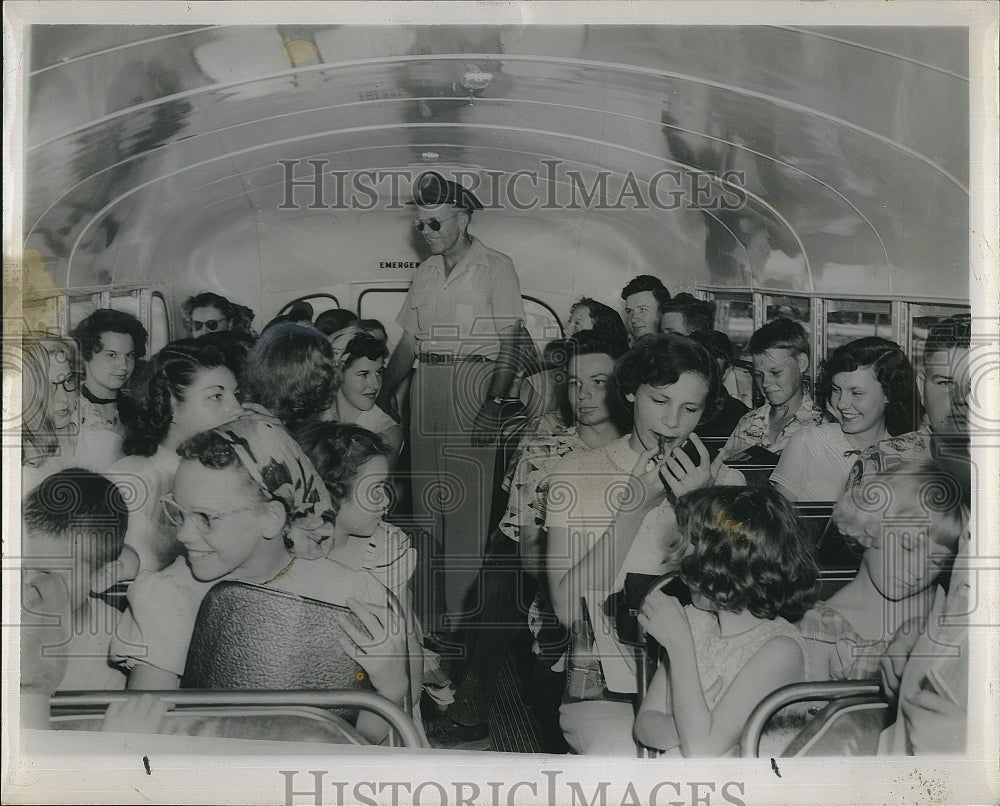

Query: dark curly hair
[194,329,256,376]
[71,308,148,363]
[23,468,128,572]
[341,332,389,368]
[614,333,723,423]
[621,275,672,315]
[659,292,716,334]
[818,337,922,436]
[240,323,337,429]
[569,298,630,345]
[294,422,390,520]
[181,292,255,336]
[554,328,632,428]
[122,339,236,457]
[678,486,818,621]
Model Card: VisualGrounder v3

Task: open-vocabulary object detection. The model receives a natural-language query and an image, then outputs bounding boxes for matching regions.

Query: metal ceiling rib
[28,50,967,194]
[24,26,969,302]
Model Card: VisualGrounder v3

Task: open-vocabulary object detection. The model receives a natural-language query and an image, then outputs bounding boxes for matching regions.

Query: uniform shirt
[396,237,524,360]
[722,393,823,455]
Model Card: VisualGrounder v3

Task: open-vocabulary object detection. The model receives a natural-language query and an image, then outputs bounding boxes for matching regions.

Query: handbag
[563,606,608,702]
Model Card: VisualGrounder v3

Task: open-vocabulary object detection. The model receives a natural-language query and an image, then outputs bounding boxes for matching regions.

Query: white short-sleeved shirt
[545,434,681,589]
[769,422,856,502]
[396,237,524,360]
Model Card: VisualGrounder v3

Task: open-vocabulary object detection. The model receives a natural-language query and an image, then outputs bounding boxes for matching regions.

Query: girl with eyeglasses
[21,335,83,491]
[107,339,243,572]
[110,411,413,743]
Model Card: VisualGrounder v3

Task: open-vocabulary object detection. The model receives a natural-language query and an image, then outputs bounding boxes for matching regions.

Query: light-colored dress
[656,606,811,758]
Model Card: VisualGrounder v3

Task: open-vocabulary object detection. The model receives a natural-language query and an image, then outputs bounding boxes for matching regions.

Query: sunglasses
[413,213,459,232]
[192,318,228,332]
[160,493,259,534]
[50,372,82,393]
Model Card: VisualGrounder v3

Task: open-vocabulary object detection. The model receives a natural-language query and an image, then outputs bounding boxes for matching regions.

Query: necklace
[259,558,295,586]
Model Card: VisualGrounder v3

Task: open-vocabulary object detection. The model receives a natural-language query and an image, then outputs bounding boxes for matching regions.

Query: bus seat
[51,704,367,745]
[50,690,427,748]
[740,680,889,758]
[182,581,373,721]
[792,501,837,550]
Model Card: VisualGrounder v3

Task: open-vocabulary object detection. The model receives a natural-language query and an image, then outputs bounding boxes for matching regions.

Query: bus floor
[425,643,567,754]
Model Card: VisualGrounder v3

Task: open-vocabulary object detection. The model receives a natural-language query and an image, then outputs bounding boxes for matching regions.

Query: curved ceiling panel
[24,24,969,309]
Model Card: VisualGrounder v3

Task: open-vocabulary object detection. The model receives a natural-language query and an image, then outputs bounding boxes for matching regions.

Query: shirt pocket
[455,290,490,332]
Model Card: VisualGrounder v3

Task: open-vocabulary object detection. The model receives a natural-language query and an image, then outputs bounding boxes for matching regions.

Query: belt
[418,352,493,365]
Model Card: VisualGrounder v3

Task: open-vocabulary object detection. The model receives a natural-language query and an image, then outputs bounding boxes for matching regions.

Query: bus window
[278,294,341,321]
[824,300,892,356]
[108,291,141,321]
[522,296,563,353]
[909,303,970,377]
[764,294,811,342]
[67,293,101,333]
[709,292,754,355]
[149,292,170,354]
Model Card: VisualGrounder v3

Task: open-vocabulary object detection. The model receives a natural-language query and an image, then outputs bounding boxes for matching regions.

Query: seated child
[798,461,966,682]
[295,422,439,709]
[634,485,818,758]
[20,469,136,727]
[109,411,412,743]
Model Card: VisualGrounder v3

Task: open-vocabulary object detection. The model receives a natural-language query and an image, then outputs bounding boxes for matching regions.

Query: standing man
[70,308,147,471]
[620,275,671,345]
[378,172,525,638]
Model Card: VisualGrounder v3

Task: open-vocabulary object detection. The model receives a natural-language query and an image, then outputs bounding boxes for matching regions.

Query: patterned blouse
[722,393,823,454]
[797,600,889,681]
[498,423,587,544]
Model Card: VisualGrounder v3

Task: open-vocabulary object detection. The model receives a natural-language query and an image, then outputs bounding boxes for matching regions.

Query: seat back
[183,581,371,696]
[740,680,888,758]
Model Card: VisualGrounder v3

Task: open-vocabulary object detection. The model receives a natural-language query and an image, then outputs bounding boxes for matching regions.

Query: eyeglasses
[191,318,228,332]
[50,373,81,393]
[160,493,259,533]
[413,213,459,232]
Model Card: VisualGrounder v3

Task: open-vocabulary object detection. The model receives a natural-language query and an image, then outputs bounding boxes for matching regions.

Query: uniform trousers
[409,359,498,634]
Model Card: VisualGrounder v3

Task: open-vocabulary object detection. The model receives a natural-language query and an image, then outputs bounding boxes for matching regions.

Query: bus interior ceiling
[23,25,970,338]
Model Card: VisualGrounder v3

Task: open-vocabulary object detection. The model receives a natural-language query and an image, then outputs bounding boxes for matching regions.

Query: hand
[628,446,671,509]
[901,685,967,754]
[638,589,691,649]
[20,572,72,695]
[709,444,742,482]
[336,596,410,704]
[879,615,927,699]
[101,693,170,734]
[90,545,141,594]
[471,400,503,447]
[659,433,712,499]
